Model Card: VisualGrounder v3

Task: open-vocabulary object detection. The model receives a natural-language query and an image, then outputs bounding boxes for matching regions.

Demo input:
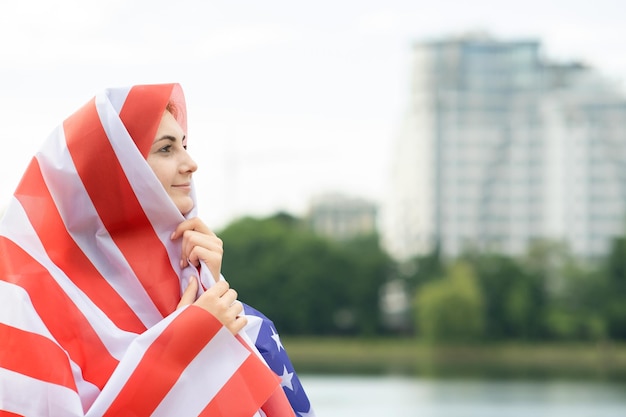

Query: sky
[1,0,625,229]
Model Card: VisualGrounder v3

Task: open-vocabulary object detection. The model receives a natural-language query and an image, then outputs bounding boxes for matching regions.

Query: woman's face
[147,110,198,215]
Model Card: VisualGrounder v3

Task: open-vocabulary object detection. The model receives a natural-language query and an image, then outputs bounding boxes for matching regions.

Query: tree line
[219,212,626,342]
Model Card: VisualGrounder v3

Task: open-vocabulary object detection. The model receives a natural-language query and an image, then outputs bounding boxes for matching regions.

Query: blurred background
[2,1,626,415]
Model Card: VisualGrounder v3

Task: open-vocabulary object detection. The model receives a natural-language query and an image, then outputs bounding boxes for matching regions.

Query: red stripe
[103,306,223,416]
[260,387,297,417]
[119,84,178,157]
[0,237,118,390]
[0,410,24,417]
[0,323,76,391]
[63,98,180,316]
[15,158,146,333]
[199,353,283,417]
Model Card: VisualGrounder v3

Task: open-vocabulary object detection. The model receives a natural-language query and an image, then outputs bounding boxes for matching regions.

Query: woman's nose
[182,152,198,173]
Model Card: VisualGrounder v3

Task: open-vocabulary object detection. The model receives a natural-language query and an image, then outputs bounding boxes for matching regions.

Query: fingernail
[170,232,176,240]
[180,259,184,268]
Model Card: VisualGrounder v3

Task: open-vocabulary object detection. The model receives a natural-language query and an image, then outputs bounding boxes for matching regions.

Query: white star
[270,326,284,351]
[279,365,294,391]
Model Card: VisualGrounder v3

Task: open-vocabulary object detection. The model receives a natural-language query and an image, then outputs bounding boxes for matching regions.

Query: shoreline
[283,337,626,381]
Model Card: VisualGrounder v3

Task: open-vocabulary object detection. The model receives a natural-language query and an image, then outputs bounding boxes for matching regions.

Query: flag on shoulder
[244,305,315,417]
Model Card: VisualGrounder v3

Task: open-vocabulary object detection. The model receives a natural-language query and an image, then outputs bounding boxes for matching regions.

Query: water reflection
[302,375,626,417]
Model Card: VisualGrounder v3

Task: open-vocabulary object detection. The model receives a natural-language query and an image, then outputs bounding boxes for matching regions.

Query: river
[300,375,626,417]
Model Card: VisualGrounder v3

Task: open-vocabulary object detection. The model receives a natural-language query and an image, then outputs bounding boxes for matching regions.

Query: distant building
[383,33,626,260]
[308,192,378,240]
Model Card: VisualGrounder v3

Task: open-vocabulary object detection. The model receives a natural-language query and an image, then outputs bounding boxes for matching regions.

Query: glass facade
[383,34,626,259]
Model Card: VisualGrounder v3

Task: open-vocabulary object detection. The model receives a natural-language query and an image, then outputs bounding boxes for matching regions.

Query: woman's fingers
[194,280,247,335]
[182,232,223,266]
[171,217,211,240]
[171,217,223,280]
[176,230,223,280]
[177,279,247,334]
[199,280,234,307]
[229,312,248,334]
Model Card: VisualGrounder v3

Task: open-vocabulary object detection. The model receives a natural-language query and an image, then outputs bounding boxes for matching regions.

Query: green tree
[461,250,546,340]
[218,213,388,335]
[401,245,445,293]
[601,236,626,340]
[522,240,606,341]
[415,261,485,343]
[340,233,394,335]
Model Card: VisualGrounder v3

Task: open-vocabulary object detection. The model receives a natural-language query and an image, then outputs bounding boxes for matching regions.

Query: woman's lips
[172,183,191,191]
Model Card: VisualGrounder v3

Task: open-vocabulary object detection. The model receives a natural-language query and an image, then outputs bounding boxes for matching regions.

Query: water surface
[301,375,626,417]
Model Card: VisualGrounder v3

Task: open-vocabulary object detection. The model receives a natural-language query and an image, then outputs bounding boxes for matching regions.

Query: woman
[0,84,314,416]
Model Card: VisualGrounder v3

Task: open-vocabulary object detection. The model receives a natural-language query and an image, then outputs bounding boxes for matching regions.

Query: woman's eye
[159,145,172,153]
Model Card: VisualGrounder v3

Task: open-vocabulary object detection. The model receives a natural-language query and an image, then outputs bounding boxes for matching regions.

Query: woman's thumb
[177,276,199,309]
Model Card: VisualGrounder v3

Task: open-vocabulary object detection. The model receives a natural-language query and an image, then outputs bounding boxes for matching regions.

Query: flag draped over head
[0,83,314,417]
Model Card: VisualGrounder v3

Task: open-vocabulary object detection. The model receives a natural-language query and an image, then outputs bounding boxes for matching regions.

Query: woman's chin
[176,199,194,216]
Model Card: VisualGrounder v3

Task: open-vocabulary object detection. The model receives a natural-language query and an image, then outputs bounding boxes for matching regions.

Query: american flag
[243,305,315,417]
[0,83,314,416]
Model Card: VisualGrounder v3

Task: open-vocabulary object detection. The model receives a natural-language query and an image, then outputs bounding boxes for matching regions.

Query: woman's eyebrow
[153,135,178,144]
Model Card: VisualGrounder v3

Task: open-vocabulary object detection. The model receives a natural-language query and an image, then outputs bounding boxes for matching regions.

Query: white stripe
[151,327,250,416]
[0,280,54,338]
[0,198,136,360]
[84,308,185,416]
[104,85,131,114]
[243,313,263,345]
[95,91,185,275]
[0,368,85,417]
[0,281,102,413]
[35,123,163,327]
[71,360,102,414]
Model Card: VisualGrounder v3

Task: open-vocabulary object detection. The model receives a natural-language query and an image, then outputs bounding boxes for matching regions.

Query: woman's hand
[171,217,223,281]
[177,277,247,335]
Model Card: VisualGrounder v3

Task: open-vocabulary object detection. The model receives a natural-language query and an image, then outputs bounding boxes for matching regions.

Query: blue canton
[244,304,315,417]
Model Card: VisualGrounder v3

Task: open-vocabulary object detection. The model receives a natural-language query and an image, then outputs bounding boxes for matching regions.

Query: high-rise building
[382,33,626,260]
[308,192,378,240]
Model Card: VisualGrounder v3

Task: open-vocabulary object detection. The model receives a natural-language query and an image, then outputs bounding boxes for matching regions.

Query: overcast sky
[1,0,625,228]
